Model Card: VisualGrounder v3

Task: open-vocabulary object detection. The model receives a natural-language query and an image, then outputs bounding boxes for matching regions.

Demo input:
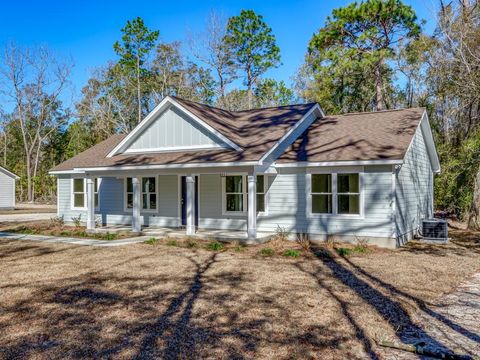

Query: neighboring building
[50,96,440,248]
[0,166,19,210]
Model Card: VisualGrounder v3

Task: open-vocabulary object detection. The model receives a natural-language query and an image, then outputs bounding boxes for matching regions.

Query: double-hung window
[223,174,267,214]
[310,172,361,215]
[125,177,157,211]
[311,174,333,214]
[337,174,360,214]
[256,175,266,213]
[225,175,244,212]
[72,178,99,209]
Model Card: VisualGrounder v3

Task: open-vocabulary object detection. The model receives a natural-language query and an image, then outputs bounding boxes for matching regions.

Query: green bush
[103,232,117,241]
[144,237,159,245]
[353,245,367,253]
[207,241,224,251]
[259,248,275,256]
[335,247,352,257]
[283,249,300,258]
[166,239,178,247]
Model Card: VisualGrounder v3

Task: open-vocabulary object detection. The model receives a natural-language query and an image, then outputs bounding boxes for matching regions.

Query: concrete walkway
[0,232,150,247]
[0,213,55,222]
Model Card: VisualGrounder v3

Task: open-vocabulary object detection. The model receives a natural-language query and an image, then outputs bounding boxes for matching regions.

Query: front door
[181,176,199,227]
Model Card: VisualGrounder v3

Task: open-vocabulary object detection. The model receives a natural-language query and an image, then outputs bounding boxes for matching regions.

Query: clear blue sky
[0,0,438,107]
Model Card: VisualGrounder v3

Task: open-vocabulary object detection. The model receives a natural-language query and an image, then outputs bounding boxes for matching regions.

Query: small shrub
[207,241,224,251]
[283,249,300,258]
[186,237,198,248]
[166,239,178,247]
[60,230,72,236]
[326,234,337,248]
[259,247,275,256]
[335,247,352,257]
[104,232,117,241]
[50,216,64,227]
[144,237,159,245]
[296,233,311,251]
[354,237,369,253]
[71,215,82,228]
[275,225,290,242]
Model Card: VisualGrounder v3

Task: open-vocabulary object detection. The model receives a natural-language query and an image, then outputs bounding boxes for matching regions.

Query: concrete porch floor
[95,226,275,244]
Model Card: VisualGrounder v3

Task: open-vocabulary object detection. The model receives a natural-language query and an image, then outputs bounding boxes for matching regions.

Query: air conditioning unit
[421,219,448,242]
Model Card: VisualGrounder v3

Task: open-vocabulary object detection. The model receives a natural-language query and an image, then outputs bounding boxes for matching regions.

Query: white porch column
[132,176,141,233]
[247,174,257,239]
[186,175,196,235]
[86,177,95,232]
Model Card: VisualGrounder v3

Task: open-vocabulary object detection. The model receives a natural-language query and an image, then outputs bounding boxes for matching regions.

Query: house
[0,166,19,210]
[50,96,440,248]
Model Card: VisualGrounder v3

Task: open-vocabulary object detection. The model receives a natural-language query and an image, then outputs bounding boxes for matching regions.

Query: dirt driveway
[0,203,56,223]
[0,231,479,359]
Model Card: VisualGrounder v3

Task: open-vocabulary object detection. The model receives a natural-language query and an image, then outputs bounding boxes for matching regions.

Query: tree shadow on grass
[1,249,357,359]
[299,245,467,359]
[340,254,480,345]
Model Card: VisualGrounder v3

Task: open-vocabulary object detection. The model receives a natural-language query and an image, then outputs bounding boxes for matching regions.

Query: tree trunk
[136,54,142,125]
[26,155,33,203]
[374,60,385,111]
[468,167,480,230]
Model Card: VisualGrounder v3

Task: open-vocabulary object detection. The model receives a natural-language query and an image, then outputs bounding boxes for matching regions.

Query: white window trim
[307,167,364,218]
[71,178,101,211]
[221,174,268,216]
[124,176,159,213]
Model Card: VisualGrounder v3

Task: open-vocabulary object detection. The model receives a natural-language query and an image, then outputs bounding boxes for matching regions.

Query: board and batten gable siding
[57,174,180,227]
[0,169,15,209]
[395,119,434,242]
[126,106,229,152]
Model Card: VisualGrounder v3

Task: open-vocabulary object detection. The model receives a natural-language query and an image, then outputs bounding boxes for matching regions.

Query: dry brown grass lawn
[0,229,479,359]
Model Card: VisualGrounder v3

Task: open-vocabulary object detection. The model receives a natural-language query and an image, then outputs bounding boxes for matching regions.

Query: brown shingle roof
[51,98,317,171]
[50,99,425,172]
[277,107,425,163]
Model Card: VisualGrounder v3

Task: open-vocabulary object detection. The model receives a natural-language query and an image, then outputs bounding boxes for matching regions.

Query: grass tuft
[259,247,275,257]
[207,241,224,251]
[283,249,300,258]
[166,239,179,247]
[144,237,159,245]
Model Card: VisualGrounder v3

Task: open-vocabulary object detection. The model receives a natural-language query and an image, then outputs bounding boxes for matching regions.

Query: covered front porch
[94,225,274,244]
[80,166,275,241]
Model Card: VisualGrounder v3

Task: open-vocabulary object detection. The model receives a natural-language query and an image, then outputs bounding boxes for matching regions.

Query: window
[225,175,244,212]
[125,177,157,211]
[256,175,265,213]
[223,175,267,214]
[310,172,361,216]
[72,178,100,209]
[94,179,99,209]
[142,177,157,210]
[73,179,85,209]
[337,174,360,214]
[311,174,332,214]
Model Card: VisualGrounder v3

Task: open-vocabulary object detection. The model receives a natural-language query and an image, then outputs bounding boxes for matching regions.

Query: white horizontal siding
[257,167,393,237]
[395,121,434,240]
[57,175,181,227]
[0,171,15,209]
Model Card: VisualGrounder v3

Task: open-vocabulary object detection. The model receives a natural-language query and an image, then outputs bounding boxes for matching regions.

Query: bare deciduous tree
[0,43,72,202]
